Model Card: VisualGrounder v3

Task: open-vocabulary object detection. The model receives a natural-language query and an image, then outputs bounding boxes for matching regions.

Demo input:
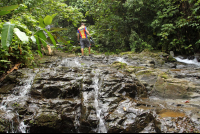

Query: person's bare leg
[88,47,91,55]
[81,48,84,56]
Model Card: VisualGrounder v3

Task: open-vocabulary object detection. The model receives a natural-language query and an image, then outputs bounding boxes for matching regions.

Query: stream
[0,51,200,133]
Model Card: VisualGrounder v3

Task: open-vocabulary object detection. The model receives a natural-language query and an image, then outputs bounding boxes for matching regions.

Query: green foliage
[0,0,84,75]
[0,5,19,16]
[80,0,130,53]
[1,22,15,50]
[71,0,200,55]
[129,30,153,52]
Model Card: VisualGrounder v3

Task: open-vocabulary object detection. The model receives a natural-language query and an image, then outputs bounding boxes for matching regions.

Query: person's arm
[86,30,91,37]
[85,27,91,37]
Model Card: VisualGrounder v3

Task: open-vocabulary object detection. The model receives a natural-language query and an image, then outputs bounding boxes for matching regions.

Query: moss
[136,70,153,76]
[111,61,127,69]
[119,51,134,56]
[133,66,145,69]
[160,74,168,79]
[81,63,85,66]
[125,67,135,73]
[29,120,34,124]
[159,72,169,79]
[12,102,19,107]
[168,55,177,62]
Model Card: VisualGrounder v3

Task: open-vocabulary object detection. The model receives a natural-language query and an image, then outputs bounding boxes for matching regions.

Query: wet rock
[29,109,63,133]
[0,84,15,94]
[0,117,9,133]
[42,86,62,99]
[152,76,194,99]
[1,51,200,133]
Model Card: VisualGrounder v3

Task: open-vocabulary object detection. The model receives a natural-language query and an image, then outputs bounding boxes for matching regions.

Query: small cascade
[59,57,82,67]
[18,122,30,133]
[175,57,200,66]
[116,57,130,65]
[0,69,39,133]
[92,69,107,133]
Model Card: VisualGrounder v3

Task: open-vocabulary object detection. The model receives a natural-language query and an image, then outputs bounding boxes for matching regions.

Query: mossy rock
[167,55,177,62]
[0,84,15,94]
[119,51,134,56]
[111,61,127,70]
[33,112,59,127]
[135,70,153,76]
[125,66,136,73]
[152,77,191,99]
[159,72,170,79]
[0,118,9,133]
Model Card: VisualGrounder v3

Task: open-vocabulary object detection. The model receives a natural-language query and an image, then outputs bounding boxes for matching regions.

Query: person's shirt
[77,26,88,39]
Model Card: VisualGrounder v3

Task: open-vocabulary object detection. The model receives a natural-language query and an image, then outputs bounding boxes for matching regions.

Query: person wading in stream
[77,23,92,58]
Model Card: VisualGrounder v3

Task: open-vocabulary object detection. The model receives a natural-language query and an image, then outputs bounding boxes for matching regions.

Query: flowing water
[174,57,200,66]
[92,69,107,133]
[0,69,39,133]
[115,57,130,65]
[59,57,108,133]
[1,55,200,133]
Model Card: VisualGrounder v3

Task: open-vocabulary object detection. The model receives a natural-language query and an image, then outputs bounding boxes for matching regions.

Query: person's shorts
[80,38,91,48]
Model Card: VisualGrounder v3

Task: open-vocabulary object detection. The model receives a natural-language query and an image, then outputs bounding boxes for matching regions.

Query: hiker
[77,23,92,58]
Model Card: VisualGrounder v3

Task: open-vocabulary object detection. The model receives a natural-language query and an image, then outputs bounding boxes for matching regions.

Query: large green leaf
[35,30,47,41]
[39,18,45,28]
[54,32,69,45]
[44,29,56,47]
[35,30,48,47]
[44,15,52,25]
[14,28,29,43]
[34,35,42,54]
[38,37,48,47]
[0,11,10,16]
[1,22,15,49]
[0,5,19,11]
[34,35,40,45]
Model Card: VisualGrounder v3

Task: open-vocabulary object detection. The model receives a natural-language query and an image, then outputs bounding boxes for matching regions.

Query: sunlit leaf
[44,15,52,25]
[0,60,11,62]
[30,36,36,43]
[14,28,29,43]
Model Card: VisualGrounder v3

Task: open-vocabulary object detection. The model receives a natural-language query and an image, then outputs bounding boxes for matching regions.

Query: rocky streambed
[0,50,200,133]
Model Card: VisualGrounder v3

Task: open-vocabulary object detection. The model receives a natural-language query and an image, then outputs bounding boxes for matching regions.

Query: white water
[116,57,130,65]
[59,58,82,67]
[174,57,200,66]
[19,122,30,133]
[0,69,39,133]
[92,69,107,133]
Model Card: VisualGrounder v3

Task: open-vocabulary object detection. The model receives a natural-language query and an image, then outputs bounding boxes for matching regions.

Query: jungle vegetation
[1,0,200,75]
